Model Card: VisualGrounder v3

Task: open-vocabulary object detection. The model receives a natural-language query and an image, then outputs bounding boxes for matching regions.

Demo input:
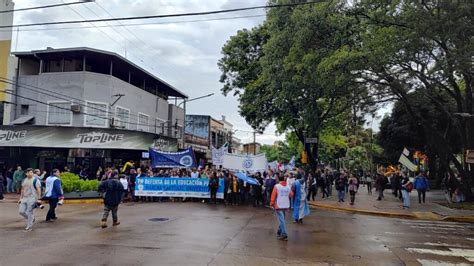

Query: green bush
[60,172,99,193]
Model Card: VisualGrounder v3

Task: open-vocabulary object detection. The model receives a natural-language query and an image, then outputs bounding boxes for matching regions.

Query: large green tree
[218,1,370,172]
[353,1,473,182]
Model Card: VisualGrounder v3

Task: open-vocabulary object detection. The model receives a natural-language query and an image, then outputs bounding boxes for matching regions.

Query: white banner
[222,153,268,172]
[211,144,227,166]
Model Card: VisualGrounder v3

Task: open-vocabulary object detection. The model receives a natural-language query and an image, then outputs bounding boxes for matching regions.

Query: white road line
[418,259,471,266]
[412,243,472,249]
[407,248,474,262]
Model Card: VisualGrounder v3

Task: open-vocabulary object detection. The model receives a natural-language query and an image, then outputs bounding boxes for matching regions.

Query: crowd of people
[0,161,469,240]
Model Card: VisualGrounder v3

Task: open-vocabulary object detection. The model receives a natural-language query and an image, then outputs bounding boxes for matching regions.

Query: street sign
[305,137,318,144]
[466,150,474,164]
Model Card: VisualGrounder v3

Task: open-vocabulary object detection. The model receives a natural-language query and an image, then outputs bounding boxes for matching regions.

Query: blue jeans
[6,178,13,193]
[337,190,345,201]
[402,190,410,208]
[276,210,287,237]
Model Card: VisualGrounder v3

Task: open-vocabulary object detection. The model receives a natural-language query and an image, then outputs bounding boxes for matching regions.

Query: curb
[63,199,103,204]
[1,198,103,204]
[308,202,474,223]
[442,216,474,223]
[309,202,416,219]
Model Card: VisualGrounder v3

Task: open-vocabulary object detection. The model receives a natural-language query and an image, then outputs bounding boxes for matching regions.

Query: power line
[0,1,326,29]
[76,1,156,70]
[0,77,173,125]
[61,0,157,76]
[0,80,179,131]
[0,14,265,33]
[0,1,93,14]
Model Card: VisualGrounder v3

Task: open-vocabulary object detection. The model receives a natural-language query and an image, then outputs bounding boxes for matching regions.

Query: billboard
[0,125,177,151]
[185,115,210,147]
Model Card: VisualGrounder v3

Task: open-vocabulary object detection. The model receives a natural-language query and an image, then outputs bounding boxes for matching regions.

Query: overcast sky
[9,0,389,144]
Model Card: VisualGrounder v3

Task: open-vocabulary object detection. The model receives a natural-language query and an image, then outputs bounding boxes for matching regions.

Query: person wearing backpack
[414,172,429,204]
[18,168,42,231]
[208,172,219,204]
[401,174,412,209]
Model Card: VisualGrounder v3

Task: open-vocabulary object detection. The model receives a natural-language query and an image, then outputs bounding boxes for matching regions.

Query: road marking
[409,225,462,231]
[418,259,472,266]
[413,243,472,249]
[407,248,474,262]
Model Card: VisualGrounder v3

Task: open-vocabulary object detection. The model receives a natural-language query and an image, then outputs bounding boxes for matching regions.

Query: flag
[288,155,295,169]
[211,143,228,166]
[398,154,417,172]
[234,171,259,186]
[403,147,410,157]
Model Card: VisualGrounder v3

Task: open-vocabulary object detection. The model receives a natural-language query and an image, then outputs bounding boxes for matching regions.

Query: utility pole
[253,131,256,155]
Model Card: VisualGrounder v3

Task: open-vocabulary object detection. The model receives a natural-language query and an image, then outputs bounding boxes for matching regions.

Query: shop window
[47,101,72,125]
[85,101,108,127]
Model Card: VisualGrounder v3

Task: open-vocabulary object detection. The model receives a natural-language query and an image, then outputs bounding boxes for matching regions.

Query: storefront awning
[0,125,178,151]
[10,115,34,125]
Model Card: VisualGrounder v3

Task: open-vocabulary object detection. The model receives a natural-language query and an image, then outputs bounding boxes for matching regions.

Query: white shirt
[120,178,128,190]
[275,183,291,209]
[191,172,199,178]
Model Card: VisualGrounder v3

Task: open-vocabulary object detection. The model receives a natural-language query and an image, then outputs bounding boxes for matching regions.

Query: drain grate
[149,218,169,222]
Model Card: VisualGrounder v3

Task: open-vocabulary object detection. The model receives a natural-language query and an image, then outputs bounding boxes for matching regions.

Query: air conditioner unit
[71,104,81,113]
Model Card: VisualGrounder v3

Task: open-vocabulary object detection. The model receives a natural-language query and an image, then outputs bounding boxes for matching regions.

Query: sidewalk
[308,187,474,223]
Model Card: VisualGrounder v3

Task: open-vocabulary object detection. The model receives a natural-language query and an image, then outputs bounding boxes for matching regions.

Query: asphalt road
[0,201,473,265]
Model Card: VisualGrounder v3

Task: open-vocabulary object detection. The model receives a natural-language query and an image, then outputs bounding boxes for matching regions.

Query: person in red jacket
[270,175,294,241]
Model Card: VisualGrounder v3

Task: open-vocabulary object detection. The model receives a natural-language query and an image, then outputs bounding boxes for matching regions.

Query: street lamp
[178,93,214,107]
[176,93,214,148]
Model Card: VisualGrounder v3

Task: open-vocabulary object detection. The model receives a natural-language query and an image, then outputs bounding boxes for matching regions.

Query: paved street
[1,201,473,265]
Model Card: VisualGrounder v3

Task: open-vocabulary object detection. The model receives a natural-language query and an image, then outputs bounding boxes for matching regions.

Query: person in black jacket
[98,173,123,228]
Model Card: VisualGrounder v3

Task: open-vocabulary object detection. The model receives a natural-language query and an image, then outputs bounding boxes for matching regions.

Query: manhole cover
[149,218,169,222]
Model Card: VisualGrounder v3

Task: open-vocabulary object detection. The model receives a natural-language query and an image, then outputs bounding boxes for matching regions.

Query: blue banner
[149,147,197,168]
[135,177,224,199]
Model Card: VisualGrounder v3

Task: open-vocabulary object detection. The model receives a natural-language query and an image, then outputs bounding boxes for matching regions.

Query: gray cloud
[11,0,282,144]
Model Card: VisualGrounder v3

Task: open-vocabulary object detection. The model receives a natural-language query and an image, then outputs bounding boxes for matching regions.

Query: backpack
[209,178,219,188]
[405,182,413,192]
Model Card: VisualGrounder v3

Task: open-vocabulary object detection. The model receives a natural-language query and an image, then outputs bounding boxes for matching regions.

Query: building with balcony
[0,47,187,174]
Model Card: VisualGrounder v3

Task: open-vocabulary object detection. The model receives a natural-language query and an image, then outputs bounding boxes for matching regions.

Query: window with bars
[138,113,149,132]
[115,106,130,129]
[47,101,72,125]
[85,101,108,127]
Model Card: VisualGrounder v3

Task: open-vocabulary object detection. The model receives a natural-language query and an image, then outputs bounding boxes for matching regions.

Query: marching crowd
[0,162,465,240]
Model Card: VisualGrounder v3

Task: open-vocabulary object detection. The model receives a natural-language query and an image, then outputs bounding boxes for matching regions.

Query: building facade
[185,114,236,165]
[0,47,187,174]
[0,0,15,125]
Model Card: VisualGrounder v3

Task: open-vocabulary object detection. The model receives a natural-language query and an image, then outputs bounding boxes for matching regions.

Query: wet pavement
[0,201,473,265]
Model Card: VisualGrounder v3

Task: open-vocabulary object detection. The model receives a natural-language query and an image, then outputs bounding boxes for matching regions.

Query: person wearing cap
[18,168,42,231]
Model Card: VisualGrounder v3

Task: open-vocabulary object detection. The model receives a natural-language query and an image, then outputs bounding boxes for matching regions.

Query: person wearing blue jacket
[44,169,64,222]
[414,172,429,204]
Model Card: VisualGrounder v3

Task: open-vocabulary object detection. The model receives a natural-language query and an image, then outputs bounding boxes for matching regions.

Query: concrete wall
[13,71,183,136]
